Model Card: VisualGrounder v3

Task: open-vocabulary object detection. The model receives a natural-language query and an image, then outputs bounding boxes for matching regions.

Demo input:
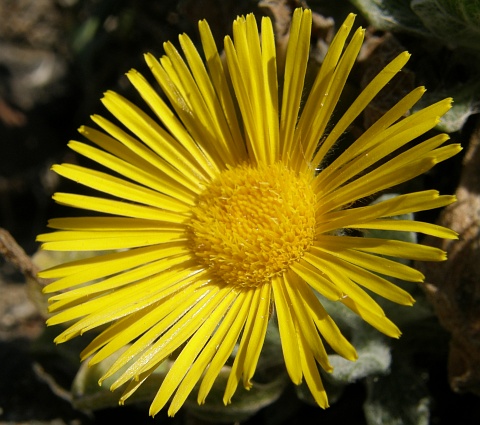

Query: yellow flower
[37,8,460,417]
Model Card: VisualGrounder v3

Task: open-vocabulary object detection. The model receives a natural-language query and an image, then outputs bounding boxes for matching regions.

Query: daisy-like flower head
[37,8,461,417]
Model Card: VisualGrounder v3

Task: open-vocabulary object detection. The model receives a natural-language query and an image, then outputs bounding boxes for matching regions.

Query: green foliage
[411,0,480,51]
[412,82,480,133]
[327,311,392,385]
[351,0,430,35]
[351,0,480,132]
[364,360,430,425]
[351,0,480,50]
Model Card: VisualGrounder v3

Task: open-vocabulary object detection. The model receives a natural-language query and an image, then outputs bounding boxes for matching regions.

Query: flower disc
[189,163,316,287]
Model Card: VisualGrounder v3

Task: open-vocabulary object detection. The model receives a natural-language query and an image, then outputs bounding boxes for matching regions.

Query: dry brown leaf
[259,0,334,75]
[417,118,480,396]
[358,30,415,129]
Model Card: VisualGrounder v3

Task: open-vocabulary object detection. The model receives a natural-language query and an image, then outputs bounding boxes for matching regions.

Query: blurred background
[1,0,479,424]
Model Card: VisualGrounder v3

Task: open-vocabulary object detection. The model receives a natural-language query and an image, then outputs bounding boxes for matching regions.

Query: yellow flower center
[189,162,316,287]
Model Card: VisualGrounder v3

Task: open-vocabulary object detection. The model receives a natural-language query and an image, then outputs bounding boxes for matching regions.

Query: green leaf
[327,327,391,384]
[412,81,480,133]
[411,0,480,51]
[72,17,101,54]
[351,0,480,51]
[184,367,288,423]
[364,359,431,425]
[350,0,430,35]
[323,300,392,385]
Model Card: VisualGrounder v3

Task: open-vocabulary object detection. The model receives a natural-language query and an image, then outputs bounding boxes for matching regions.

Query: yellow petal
[316,132,449,199]
[318,157,437,213]
[223,284,269,403]
[101,91,209,181]
[242,282,271,386]
[316,235,446,262]
[304,251,386,317]
[94,280,210,373]
[315,190,456,234]
[68,140,196,205]
[290,260,343,301]
[310,244,424,282]
[336,259,415,306]
[41,243,189,289]
[46,216,184,231]
[38,229,186,251]
[283,272,332,372]
[127,67,224,173]
[224,34,260,163]
[110,285,229,390]
[280,8,311,162]
[168,291,245,411]
[342,297,401,338]
[50,193,189,223]
[49,267,205,336]
[295,13,356,168]
[198,289,253,404]
[318,86,426,183]
[261,16,279,164]
[52,163,190,213]
[180,34,241,164]
[163,40,230,169]
[49,255,192,302]
[81,307,154,361]
[198,20,245,160]
[152,290,237,417]
[297,330,329,408]
[272,275,303,384]
[88,115,201,193]
[304,51,410,173]
[293,276,357,361]
[309,26,365,168]
[350,219,458,239]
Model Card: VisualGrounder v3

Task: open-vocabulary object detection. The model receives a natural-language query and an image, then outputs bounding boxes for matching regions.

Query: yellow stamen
[189,163,316,287]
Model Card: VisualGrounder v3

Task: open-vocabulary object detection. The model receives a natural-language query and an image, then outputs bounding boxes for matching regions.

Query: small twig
[32,362,73,403]
[418,117,480,396]
[0,227,47,287]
